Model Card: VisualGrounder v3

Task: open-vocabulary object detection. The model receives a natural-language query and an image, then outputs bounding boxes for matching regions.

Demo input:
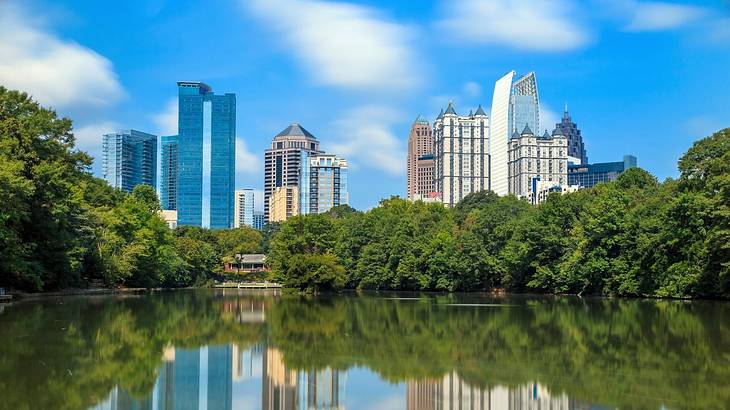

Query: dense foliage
[0,87,263,291]
[269,129,730,298]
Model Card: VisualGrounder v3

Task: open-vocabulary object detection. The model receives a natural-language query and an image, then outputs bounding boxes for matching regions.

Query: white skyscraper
[234,189,255,228]
[433,102,490,207]
[490,71,540,196]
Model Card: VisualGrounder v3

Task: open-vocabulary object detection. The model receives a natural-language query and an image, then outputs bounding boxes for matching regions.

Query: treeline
[0,87,263,291]
[268,127,730,298]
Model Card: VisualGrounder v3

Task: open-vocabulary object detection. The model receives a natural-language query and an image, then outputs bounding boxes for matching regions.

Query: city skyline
[3,0,729,210]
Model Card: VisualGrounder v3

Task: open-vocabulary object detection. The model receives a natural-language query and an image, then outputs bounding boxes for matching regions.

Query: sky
[1,0,729,211]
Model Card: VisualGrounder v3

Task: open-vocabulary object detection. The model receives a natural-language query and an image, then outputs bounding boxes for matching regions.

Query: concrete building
[253,211,265,230]
[490,71,540,196]
[299,152,349,215]
[554,105,587,165]
[508,125,568,200]
[407,115,433,200]
[159,210,178,229]
[531,179,580,205]
[234,189,255,228]
[269,186,299,223]
[569,155,637,188]
[264,123,322,223]
[160,135,178,210]
[433,102,490,207]
[102,130,157,193]
[176,81,236,229]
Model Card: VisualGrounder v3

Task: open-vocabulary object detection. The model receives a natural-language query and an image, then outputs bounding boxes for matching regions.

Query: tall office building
[101,130,157,193]
[160,135,178,210]
[263,123,322,223]
[569,155,637,188]
[554,105,587,165]
[407,115,433,200]
[253,211,265,230]
[490,71,540,196]
[507,125,568,200]
[299,153,349,215]
[177,81,236,228]
[433,102,490,207]
[415,153,435,199]
[234,189,255,228]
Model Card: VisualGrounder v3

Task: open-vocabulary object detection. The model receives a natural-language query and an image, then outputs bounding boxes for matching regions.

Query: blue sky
[1,0,729,211]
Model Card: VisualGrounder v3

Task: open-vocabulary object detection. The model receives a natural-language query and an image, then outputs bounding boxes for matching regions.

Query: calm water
[0,290,728,410]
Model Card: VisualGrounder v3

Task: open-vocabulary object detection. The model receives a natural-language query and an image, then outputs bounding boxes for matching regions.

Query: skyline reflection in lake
[1,289,727,410]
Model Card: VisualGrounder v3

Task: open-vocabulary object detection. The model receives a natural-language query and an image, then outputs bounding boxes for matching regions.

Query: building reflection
[407,371,583,410]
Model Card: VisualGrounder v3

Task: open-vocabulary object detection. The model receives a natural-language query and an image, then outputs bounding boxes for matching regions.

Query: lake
[0,289,728,409]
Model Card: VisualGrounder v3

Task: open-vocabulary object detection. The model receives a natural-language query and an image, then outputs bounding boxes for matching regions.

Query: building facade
[299,153,349,215]
[253,211,265,230]
[507,125,568,200]
[407,115,433,200]
[102,130,157,193]
[433,102,490,207]
[234,189,255,228]
[263,123,322,223]
[160,135,178,210]
[269,186,299,223]
[415,154,435,199]
[554,105,587,165]
[177,81,236,229]
[568,155,637,188]
[490,71,540,196]
[530,179,580,205]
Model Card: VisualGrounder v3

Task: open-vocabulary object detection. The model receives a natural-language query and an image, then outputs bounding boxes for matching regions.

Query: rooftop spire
[445,101,457,115]
[474,104,487,116]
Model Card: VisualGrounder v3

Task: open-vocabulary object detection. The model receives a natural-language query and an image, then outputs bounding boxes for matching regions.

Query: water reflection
[0,290,728,410]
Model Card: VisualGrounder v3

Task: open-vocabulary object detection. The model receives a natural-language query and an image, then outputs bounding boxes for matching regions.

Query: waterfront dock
[215,282,282,289]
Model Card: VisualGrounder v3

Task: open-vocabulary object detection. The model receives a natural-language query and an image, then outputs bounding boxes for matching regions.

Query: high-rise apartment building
[554,105,587,165]
[102,130,157,193]
[263,123,322,223]
[234,189,255,228]
[299,153,349,215]
[177,81,236,229]
[568,155,637,188]
[269,186,299,223]
[490,71,540,196]
[433,102,490,207]
[507,125,568,200]
[160,135,178,210]
[407,115,433,200]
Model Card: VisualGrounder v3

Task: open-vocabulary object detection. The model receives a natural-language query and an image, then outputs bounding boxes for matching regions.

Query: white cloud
[153,98,178,136]
[0,2,124,109]
[236,138,260,174]
[540,104,560,134]
[242,0,420,91]
[463,81,481,98]
[623,1,706,32]
[438,0,590,51]
[326,105,406,176]
[72,121,120,169]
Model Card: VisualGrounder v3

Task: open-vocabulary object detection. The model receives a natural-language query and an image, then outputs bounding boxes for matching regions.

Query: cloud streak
[242,0,420,91]
[438,0,590,51]
[623,1,706,32]
[0,2,124,109]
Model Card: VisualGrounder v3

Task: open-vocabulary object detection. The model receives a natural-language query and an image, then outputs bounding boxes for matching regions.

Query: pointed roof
[552,127,564,136]
[444,101,457,115]
[474,105,487,116]
[521,123,533,135]
[511,130,521,140]
[275,123,317,139]
[436,109,444,120]
[468,109,473,117]
[542,130,551,139]
[414,114,429,125]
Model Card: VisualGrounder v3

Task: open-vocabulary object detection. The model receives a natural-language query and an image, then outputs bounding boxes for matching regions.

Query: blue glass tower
[160,135,178,210]
[102,130,157,193]
[177,82,236,228]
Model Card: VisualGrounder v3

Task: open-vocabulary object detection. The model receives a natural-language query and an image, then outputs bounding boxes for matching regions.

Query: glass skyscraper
[101,130,157,193]
[177,81,236,228]
[299,152,348,215]
[160,135,178,210]
[490,71,540,196]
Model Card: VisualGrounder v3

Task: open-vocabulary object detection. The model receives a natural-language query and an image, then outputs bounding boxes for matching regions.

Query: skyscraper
[490,71,540,196]
[234,189,255,228]
[101,130,157,193]
[253,211,265,230]
[299,153,349,215]
[554,105,587,165]
[160,134,178,210]
[177,81,236,229]
[407,115,433,200]
[263,123,322,223]
[507,125,568,200]
[433,102,490,207]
